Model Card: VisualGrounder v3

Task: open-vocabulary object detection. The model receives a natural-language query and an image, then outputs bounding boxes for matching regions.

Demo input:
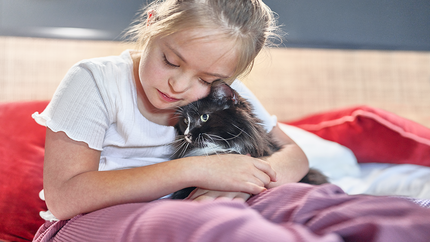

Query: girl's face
[137,29,239,115]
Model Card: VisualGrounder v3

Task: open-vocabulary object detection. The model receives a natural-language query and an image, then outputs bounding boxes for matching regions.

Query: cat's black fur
[171,81,328,199]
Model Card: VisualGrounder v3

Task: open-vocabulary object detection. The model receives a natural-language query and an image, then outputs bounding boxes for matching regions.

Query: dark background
[1,0,429,50]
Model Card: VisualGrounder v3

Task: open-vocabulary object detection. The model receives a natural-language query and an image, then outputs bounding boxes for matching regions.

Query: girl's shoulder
[67,50,137,102]
[77,50,134,74]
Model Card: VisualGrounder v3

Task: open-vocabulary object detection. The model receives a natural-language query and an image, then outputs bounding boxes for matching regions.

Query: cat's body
[171,81,327,199]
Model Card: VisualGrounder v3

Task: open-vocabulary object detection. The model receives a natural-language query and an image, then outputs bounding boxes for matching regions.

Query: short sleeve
[32,63,110,151]
[231,80,277,133]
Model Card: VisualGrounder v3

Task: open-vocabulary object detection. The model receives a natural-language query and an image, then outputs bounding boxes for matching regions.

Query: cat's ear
[211,81,238,104]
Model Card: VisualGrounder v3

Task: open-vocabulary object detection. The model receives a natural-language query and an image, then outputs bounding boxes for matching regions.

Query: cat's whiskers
[179,141,190,158]
[169,114,181,121]
[171,141,184,157]
[203,133,227,147]
[204,133,232,148]
[197,133,204,147]
[225,131,243,140]
[195,133,210,157]
[169,137,186,144]
[204,136,221,157]
[231,123,252,138]
[170,138,190,158]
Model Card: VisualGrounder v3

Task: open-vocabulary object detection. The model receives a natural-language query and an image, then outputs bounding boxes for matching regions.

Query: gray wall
[1,0,429,50]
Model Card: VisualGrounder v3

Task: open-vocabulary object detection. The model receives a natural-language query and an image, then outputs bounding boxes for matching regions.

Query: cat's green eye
[200,114,209,122]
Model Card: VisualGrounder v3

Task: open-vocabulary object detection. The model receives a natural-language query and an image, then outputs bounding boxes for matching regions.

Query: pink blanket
[34,183,430,242]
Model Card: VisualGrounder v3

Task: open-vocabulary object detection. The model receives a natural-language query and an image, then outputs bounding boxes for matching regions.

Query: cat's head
[174,80,255,152]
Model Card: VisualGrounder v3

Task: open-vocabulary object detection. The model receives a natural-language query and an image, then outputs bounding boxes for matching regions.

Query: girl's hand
[187,154,277,195]
[186,188,251,202]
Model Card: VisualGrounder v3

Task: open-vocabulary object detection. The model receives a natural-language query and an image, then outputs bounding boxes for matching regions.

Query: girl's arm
[265,123,309,189]
[44,128,276,220]
[187,123,309,201]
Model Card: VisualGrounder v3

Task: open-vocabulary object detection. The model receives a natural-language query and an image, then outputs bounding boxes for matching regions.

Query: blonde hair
[124,0,280,82]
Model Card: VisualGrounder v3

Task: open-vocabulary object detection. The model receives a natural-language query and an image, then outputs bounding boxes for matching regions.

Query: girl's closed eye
[198,78,213,86]
[163,54,179,68]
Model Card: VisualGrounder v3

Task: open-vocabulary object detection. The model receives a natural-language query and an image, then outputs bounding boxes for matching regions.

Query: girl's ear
[147,9,156,26]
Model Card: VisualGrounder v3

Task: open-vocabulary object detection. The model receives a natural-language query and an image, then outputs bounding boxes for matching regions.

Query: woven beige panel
[1,36,429,128]
[243,48,430,128]
[0,36,133,102]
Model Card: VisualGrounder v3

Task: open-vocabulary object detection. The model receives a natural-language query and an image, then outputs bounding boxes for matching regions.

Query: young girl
[33,0,430,241]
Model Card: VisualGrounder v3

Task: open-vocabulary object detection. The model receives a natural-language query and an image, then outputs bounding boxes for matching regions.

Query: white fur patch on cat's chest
[184,143,241,157]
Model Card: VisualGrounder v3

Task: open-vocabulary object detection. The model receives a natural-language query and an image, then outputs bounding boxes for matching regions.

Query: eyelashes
[198,78,211,86]
[162,54,221,86]
[162,54,179,68]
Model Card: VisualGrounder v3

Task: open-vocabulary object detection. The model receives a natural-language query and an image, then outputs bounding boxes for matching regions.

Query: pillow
[0,101,49,242]
[284,105,430,167]
[278,123,360,181]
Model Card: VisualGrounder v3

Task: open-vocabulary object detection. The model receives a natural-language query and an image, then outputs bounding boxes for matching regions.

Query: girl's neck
[131,51,177,126]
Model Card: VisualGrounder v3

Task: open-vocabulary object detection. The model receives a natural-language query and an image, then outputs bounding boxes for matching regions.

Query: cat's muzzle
[184,133,192,143]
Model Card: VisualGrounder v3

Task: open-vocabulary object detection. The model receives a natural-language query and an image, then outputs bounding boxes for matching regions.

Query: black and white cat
[171,81,327,199]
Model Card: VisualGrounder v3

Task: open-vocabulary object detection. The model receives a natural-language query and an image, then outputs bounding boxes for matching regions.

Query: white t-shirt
[33,50,277,172]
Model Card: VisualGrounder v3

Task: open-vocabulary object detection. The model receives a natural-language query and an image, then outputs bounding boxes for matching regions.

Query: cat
[170,81,328,199]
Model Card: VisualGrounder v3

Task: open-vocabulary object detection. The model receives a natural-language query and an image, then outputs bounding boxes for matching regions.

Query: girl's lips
[157,90,181,103]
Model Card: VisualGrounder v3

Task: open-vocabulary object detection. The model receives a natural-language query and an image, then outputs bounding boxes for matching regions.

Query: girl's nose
[168,74,192,93]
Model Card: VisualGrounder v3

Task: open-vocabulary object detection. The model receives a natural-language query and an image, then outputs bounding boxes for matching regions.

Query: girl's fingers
[253,171,271,187]
[192,154,275,194]
[244,182,267,195]
[190,189,251,202]
[186,188,208,200]
[233,192,251,202]
[253,159,277,182]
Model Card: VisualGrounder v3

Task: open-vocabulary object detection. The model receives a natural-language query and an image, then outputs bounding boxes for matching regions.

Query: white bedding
[333,163,430,199]
[279,123,430,199]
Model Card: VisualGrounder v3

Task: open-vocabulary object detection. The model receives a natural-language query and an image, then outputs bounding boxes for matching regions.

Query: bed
[1,36,430,241]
